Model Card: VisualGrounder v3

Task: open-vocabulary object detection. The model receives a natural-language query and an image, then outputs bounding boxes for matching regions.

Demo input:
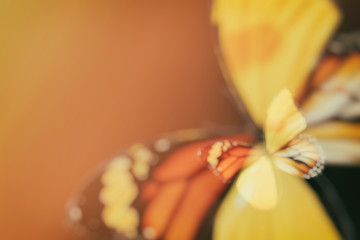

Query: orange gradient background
[0,1,243,239]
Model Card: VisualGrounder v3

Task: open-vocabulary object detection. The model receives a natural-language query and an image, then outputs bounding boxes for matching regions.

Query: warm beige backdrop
[0,1,242,239]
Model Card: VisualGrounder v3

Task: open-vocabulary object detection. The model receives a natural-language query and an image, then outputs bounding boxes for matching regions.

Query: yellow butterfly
[210,0,344,239]
[200,88,324,211]
[210,0,340,208]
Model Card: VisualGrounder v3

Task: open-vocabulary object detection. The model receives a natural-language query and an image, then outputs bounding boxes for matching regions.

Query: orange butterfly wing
[67,133,254,240]
[301,50,360,165]
[274,134,325,179]
[199,140,253,182]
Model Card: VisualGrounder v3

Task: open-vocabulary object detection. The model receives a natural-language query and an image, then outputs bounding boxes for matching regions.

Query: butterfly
[302,52,360,165]
[66,0,358,239]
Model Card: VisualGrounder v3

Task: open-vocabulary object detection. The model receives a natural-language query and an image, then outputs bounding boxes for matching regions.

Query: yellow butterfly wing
[265,88,306,154]
[212,0,340,127]
[236,154,279,210]
[264,89,326,179]
[214,170,341,240]
[274,134,325,178]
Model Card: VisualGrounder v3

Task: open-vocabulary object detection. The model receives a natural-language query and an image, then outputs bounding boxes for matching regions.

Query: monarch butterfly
[67,0,360,239]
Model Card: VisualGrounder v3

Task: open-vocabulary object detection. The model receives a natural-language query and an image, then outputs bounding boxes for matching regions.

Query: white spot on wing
[68,206,82,222]
[154,138,171,152]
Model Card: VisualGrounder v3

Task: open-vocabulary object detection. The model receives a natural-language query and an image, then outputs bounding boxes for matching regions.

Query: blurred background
[0,0,359,240]
[0,1,242,239]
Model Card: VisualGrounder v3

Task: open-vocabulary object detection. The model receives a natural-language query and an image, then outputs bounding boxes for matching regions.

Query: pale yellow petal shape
[302,91,349,125]
[318,139,360,165]
[306,122,360,165]
[212,0,340,126]
[236,155,279,210]
[265,89,306,154]
[306,121,360,139]
[214,170,341,240]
